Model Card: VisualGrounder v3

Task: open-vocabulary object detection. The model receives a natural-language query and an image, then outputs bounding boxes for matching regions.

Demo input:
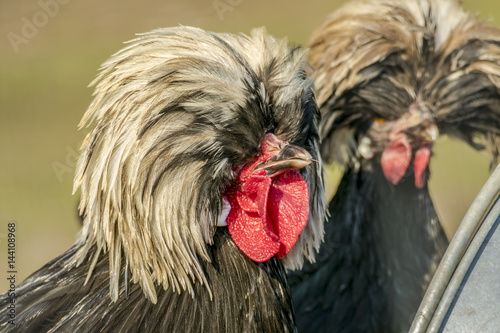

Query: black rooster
[289,0,500,332]
[0,27,327,332]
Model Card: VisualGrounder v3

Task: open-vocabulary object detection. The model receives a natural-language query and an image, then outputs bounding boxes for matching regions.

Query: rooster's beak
[417,121,439,142]
[254,144,312,177]
[391,107,439,144]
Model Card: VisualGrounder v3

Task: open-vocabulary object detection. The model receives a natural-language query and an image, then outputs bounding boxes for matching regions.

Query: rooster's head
[73,27,326,303]
[309,0,500,187]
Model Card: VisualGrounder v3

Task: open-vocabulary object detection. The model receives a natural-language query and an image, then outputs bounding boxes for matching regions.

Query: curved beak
[419,121,439,142]
[254,144,313,177]
[393,109,439,144]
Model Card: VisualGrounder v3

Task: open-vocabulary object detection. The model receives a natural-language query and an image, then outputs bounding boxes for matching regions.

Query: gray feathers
[290,0,500,332]
[0,26,327,332]
[73,26,326,303]
[308,0,500,167]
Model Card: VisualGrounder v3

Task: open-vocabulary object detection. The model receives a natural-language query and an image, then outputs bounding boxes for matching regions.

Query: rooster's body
[1,27,326,332]
[289,1,500,332]
[8,235,294,332]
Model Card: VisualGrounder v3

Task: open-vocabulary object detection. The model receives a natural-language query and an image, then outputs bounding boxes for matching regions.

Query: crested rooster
[0,26,326,332]
[288,0,500,332]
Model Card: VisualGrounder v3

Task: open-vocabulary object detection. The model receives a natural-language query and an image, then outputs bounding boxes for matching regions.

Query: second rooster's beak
[254,143,313,177]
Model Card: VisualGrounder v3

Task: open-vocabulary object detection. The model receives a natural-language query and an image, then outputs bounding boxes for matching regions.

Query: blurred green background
[0,0,498,293]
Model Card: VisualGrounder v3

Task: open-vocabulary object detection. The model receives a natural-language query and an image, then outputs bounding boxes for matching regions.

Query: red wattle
[226,159,309,262]
[381,134,412,185]
[414,146,431,188]
[268,171,309,258]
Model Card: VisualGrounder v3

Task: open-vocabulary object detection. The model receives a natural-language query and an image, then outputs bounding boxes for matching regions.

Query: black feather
[291,0,500,332]
[2,229,294,333]
[289,165,447,332]
[0,26,326,332]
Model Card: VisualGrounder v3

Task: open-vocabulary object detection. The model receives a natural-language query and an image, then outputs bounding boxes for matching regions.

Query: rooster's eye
[375,118,385,124]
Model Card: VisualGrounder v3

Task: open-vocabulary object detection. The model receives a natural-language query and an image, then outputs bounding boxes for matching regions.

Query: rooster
[288,0,500,332]
[0,27,326,332]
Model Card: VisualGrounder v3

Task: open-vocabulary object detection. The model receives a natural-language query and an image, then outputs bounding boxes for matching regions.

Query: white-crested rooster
[0,26,326,332]
[289,1,500,332]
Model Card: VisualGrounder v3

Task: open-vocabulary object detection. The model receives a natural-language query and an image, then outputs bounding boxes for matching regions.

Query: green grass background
[0,0,497,293]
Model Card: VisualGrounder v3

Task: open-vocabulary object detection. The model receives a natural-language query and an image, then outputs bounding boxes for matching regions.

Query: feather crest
[73,26,326,302]
[309,0,500,167]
